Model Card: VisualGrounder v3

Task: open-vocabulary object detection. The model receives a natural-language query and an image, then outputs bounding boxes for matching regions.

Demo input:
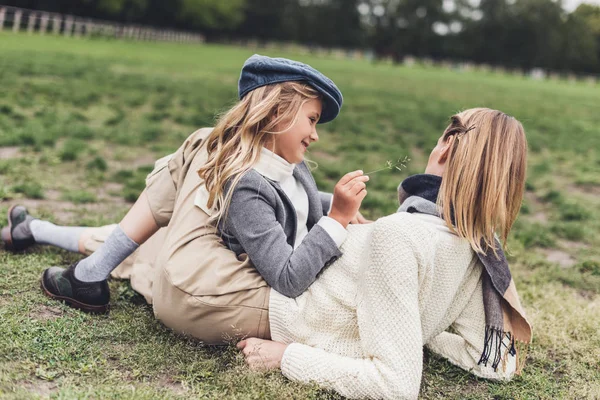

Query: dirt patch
[578,289,597,300]
[96,182,127,203]
[0,146,21,159]
[0,197,129,226]
[157,376,187,395]
[0,199,77,224]
[0,296,10,307]
[44,189,62,201]
[20,379,59,397]
[558,239,589,250]
[130,154,159,170]
[542,249,576,268]
[29,305,64,320]
[524,190,544,208]
[530,211,549,224]
[568,183,600,197]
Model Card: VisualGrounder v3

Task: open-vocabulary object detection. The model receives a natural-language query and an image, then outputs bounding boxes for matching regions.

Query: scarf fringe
[477,326,516,371]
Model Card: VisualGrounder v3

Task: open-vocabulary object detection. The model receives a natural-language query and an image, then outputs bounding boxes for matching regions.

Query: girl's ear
[438,134,455,164]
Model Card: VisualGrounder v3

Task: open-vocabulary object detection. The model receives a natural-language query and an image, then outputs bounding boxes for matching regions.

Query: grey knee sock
[74,225,139,282]
[30,220,85,253]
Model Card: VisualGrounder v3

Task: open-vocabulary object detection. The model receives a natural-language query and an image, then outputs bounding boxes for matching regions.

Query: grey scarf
[397,174,519,370]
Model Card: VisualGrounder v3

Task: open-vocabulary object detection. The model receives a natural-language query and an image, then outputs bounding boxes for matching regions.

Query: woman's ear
[438,134,455,164]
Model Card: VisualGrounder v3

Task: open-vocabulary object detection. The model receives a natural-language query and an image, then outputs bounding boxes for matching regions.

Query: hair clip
[457,125,476,141]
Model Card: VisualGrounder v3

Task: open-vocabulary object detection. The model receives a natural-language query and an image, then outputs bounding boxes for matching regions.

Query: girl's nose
[310,129,319,142]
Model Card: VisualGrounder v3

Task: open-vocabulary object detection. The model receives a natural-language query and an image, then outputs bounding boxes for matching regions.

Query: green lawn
[0,32,599,399]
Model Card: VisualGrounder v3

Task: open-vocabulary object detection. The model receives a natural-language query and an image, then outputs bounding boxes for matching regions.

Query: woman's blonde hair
[198,81,321,224]
[438,108,527,256]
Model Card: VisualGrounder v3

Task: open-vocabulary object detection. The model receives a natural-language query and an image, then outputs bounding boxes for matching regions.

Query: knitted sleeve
[425,276,517,380]
[280,216,424,400]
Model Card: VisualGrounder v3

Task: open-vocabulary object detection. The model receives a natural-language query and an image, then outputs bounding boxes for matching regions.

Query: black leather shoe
[41,262,110,314]
[1,205,36,252]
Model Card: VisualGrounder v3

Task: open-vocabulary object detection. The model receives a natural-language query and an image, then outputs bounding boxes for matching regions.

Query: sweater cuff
[281,342,314,382]
[317,216,347,247]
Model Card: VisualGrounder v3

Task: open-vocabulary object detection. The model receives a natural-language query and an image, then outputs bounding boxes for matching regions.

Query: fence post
[85,19,93,36]
[27,11,36,34]
[74,18,82,37]
[52,14,61,35]
[0,7,5,31]
[13,9,22,32]
[40,13,49,35]
[64,15,73,36]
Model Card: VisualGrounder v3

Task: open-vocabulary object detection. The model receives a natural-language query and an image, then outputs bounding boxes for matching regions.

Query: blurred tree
[97,0,148,21]
[235,0,290,41]
[285,0,364,47]
[508,0,565,70]
[561,10,598,72]
[179,0,246,30]
[460,0,511,65]
[573,3,600,33]
[572,3,600,71]
[361,0,447,61]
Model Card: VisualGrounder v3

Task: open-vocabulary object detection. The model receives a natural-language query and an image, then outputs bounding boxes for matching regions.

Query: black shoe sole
[40,276,110,314]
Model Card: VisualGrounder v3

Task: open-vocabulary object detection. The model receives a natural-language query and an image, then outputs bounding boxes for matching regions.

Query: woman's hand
[350,210,372,224]
[237,338,288,371]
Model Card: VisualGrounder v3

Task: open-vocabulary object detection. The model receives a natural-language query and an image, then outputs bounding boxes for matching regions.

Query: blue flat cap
[238,54,343,124]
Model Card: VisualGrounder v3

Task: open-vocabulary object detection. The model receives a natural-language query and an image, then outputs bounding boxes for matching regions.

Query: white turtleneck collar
[254,147,296,182]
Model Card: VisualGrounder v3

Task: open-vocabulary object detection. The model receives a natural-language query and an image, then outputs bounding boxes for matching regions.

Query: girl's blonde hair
[438,108,527,255]
[198,81,321,224]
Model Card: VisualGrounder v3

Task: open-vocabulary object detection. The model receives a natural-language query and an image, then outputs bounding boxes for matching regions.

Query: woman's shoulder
[371,213,456,248]
[374,212,433,233]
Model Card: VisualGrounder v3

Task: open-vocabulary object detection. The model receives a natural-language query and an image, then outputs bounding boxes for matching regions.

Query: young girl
[2,55,369,337]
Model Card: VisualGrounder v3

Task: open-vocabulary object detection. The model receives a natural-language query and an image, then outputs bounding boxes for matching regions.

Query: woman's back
[268,212,501,399]
[271,212,479,350]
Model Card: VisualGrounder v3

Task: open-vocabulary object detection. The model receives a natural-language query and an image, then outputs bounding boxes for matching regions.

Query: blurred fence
[1,5,596,86]
[0,5,205,43]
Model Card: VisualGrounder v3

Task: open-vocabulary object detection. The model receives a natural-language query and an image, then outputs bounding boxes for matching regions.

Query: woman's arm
[224,174,342,298]
[242,217,426,399]
[425,279,517,380]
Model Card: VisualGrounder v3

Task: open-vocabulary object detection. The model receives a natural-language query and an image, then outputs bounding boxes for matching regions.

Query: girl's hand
[237,338,288,371]
[329,170,369,228]
[350,210,372,224]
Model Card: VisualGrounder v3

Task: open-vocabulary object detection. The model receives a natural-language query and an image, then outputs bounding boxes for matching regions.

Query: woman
[237,108,533,399]
[3,106,532,398]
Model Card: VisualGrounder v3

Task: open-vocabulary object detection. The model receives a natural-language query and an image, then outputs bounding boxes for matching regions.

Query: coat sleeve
[280,217,424,400]
[223,175,342,298]
[425,276,517,380]
[318,191,333,215]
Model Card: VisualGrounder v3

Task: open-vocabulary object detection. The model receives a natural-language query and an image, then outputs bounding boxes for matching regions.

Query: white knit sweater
[269,212,517,400]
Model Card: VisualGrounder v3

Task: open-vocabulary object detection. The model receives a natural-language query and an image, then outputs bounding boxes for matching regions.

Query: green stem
[364,167,390,175]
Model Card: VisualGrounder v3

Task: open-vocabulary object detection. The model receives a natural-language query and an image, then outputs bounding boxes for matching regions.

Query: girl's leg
[3,189,157,257]
[72,190,158,282]
[39,189,162,313]
[40,128,206,313]
[75,188,158,253]
[3,205,107,254]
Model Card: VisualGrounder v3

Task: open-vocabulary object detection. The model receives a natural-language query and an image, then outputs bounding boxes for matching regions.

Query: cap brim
[309,82,340,124]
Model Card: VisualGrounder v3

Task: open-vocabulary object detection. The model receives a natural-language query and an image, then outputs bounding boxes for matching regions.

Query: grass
[0,32,599,399]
